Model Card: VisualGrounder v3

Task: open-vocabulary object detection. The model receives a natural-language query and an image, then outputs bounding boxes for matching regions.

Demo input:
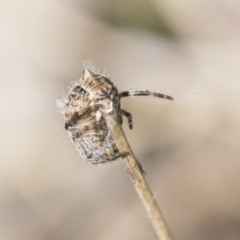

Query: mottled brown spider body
[57,69,173,164]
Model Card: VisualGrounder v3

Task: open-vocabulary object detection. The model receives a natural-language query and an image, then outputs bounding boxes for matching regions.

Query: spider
[57,69,173,164]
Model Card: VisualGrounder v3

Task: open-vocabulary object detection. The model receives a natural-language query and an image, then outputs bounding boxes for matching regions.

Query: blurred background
[1,0,240,239]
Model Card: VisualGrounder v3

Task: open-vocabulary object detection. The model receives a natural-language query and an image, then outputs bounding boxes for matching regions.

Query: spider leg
[65,105,100,129]
[74,114,109,141]
[75,122,98,138]
[88,151,128,164]
[121,109,133,129]
[119,90,173,100]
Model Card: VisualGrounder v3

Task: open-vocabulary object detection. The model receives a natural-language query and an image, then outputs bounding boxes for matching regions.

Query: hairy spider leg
[89,152,128,164]
[65,105,100,129]
[121,109,133,129]
[119,90,173,101]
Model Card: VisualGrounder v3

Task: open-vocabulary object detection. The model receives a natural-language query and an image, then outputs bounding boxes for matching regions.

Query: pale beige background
[1,1,240,240]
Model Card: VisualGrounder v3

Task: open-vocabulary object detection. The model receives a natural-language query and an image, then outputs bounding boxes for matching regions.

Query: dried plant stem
[103,112,175,240]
